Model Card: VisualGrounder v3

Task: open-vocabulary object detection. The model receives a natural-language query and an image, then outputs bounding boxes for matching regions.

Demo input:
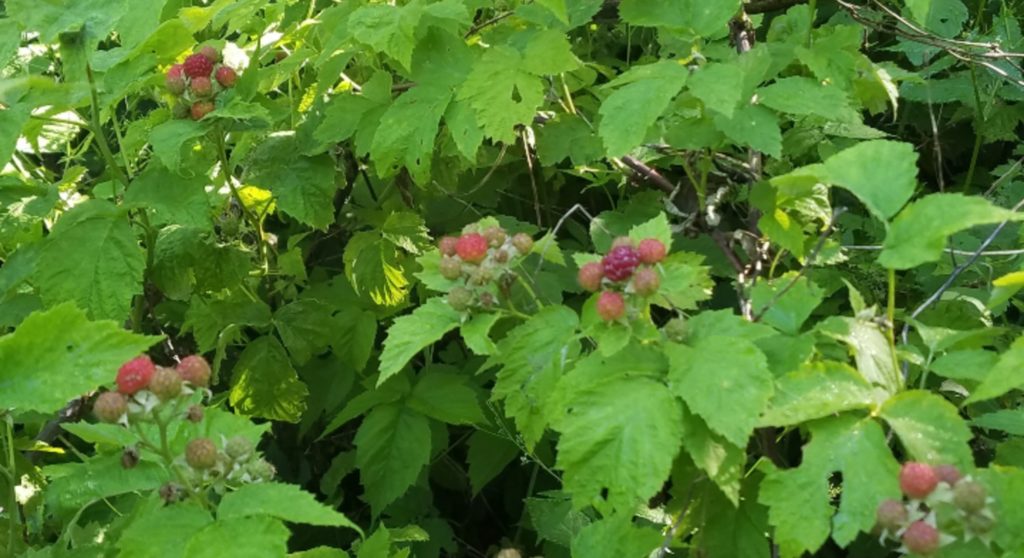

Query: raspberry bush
[3,1,1024,557]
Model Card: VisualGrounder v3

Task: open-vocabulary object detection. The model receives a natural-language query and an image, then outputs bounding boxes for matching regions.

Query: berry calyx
[186,405,204,423]
[448,287,473,311]
[875,499,908,532]
[637,238,667,264]
[578,262,603,292]
[455,233,489,263]
[117,355,156,395]
[478,292,495,309]
[597,291,626,322]
[933,464,962,486]
[439,257,463,280]
[632,267,660,296]
[511,233,533,255]
[225,436,254,460]
[966,512,995,534]
[94,392,127,423]
[190,76,213,98]
[185,438,218,470]
[902,521,940,555]
[183,53,214,79]
[602,245,641,282]
[245,458,276,480]
[438,236,458,257]
[197,45,221,63]
[215,66,237,88]
[190,100,215,120]
[483,226,507,247]
[900,462,939,499]
[165,64,186,95]
[611,236,634,249]
[953,480,987,513]
[149,366,183,401]
[176,355,212,387]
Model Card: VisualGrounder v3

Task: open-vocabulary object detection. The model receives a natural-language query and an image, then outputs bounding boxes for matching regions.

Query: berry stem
[3,412,20,555]
[215,127,270,277]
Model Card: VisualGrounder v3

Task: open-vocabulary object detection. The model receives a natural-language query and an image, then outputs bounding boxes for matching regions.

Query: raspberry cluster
[578,237,667,322]
[438,223,534,312]
[875,462,995,556]
[165,45,238,120]
[95,354,212,424]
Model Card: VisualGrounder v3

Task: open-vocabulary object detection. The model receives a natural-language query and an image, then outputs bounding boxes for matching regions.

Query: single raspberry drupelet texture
[602,245,641,282]
[117,355,156,395]
[933,464,962,486]
[177,355,212,387]
[439,256,462,280]
[438,236,458,257]
[900,462,939,499]
[632,267,660,296]
[578,262,603,292]
[183,53,214,79]
[197,45,221,63]
[875,499,908,532]
[166,64,186,95]
[190,100,215,120]
[902,521,940,555]
[638,238,667,264]
[185,438,218,470]
[953,480,987,513]
[149,367,183,401]
[190,76,213,98]
[597,291,626,322]
[456,233,489,263]
[512,233,533,254]
[215,66,237,88]
[94,392,127,423]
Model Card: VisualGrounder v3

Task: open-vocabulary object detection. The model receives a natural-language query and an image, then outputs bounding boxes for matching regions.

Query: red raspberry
[215,66,237,88]
[456,233,489,263]
[637,238,667,264]
[94,392,127,423]
[902,521,940,555]
[578,262,603,292]
[933,464,962,486]
[165,64,186,95]
[438,236,458,256]
[601,245,640,282]
[149,366,182,401]
[197,45,221,63]
[512,233,533,254]
[117,355,155,395]
[190,76,213,98]
[597,291,626,322]
[483,226,507,247]
[953,480,987,513]
[185,438,218,470]
[875,499,908,532]
[900,462,939,499]
[183,53,214,79]
[632,267,660,296]
[190,101,215,120]
[176,355,212,387]
[439,256,462,280]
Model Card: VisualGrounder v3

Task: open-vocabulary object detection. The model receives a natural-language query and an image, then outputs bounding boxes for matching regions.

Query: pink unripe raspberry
[215,66,237,88]
[902,521,940,555]
[875,499,908,532]
[197,45,221,63]
[597,291,626,322]
[456,233,489,263]
[190,76,213,98]
[601,245,640,282]
[511,233,533,254]
[94,392,127,423]
[632,267,660,296]
[900,462,939,499]
[933,464,962,486]
[117,355,155,395]
[149,366,182,401]
[190,100,215,120]
[185,438,218,470]
[438,236,458,257]
[578,262,603,292]
[176,355,212,387]
[637,238,667,264]
[183,53,214,79]
[165,64,186,95]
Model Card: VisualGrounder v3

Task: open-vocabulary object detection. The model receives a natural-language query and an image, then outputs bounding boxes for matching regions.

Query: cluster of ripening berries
[164,45,238,120]
[438,226,534,311]
[875,462,994,556]
[578,237,667,322]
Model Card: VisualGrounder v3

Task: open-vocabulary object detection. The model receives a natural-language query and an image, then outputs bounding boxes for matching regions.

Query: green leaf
[274,299,335,365]
[822,140,918,222]
[489,305,579,449]
[700,481,770,558]
[330,308,378,372]
[245,136,339,230]
[377,298,461,386]
[149,119,208,173]
[689,62,745,119]
[712,104,782,158]
[444,100,485,161]
[407,369,485,425]
[570,515,661,558]
[118,504,213,558]
[460,312,501,355]
[973,408,1024,436]
[536,115,603,166]
[229,336,309,423]
[816,316,902,393]
[43,455,168,512]
[978,466,1024,551]
[354,403,432,515]
[552,346,682,511]
[618,0,741,35]
[184,517,289,558]
[929,349,998,382]
[759,362,879,427]
[0,105,30,168]
[348,4,422,70]
[598,61,688,157]
[8,0,126,43]
[758,77,857,122]
[35,201,145,321]
[667,336,773,447]
[344,231,413,308]
[686,310,776,344]
[218,482,362,534]
[314,72,392,148]
[750,273,824,334]
[880,390,973,467]
[880,193,1024,269]
[680,406,745,504]
[0,303,159,413]
[125,164,213,231]
[467,430,520,496]
[905,0,969,37]
[457,47,544,143]
[370,83,453,185]
[521,29,580,75]
[183,295,272,354]
[526,493,592,547]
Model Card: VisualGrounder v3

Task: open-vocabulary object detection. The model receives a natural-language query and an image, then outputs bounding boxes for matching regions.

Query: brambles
[94,391,127,423]
[183,53,214,79]
[511,233,533,254]
[186,438,218,470]
[190,101,215,121]
[225,436,254,460]
[149,366,182,401]
[900,462,939,499]
[164,46,241,119]
[438,236,458,256]
[578,262,603,292]
[190,76,213,98]
[434,223,539,314]
[215,66,237,88]
[902,521,940,555]
[637,238,667,264]
[632,267,660,296]
[601,244,640,282]
[597,291,626,321]
[934,464,962,486]
[663,318,688,342]
[176,355,212,387]
[876,499,908,532]
[953,480,987,513]
[455,233,489,263]
[165,64,186,94]
[197,44,221,63]
[117,355,156,395]
[440,256,462,280]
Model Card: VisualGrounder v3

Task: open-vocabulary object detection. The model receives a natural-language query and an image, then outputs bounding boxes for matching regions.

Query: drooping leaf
[823,140,918,222]
[229,336,309,423]
[354,403,432,515]
[700,480,770,558]
[245,136,339,230]
[618,0,741,36]
[963,335,1024,403]
[816,316,902,394]
[750,273,825,334]
[370,83,453,185]
[679,406,746,504]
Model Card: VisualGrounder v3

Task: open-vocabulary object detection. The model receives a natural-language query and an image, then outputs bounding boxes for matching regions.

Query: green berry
[448,287,473,311]
[225,436,254,460]
[185,438,218,470]
[439,256,463,280]
[664,318,688,343]
[953,480,987,513]
[149,366,182,401]
[94,391,127,423]
[511,233,533,254]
